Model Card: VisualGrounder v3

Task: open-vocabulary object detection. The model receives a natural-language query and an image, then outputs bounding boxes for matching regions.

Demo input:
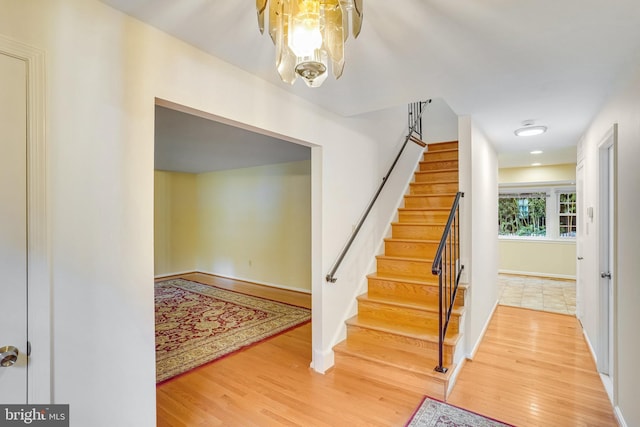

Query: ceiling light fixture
[256,0,363,88]
[514,120,547,137]
[531,162,542,166]
[530,150,543,154]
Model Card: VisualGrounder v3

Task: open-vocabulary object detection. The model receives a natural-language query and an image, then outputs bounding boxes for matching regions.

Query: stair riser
[358,301,460,334]
[377,258,432,277]
[424,150,458,162]
[346,325,455,365]
[397,210,450,224]
[368,277,466,307]
[410,182,459,195]
[427,141,458,151]
[414,170,459,182]
[392,224,447,240]
[384,240,440,257]
[333,352,448,399]
[420,160,459,171]
[404,196,455,209]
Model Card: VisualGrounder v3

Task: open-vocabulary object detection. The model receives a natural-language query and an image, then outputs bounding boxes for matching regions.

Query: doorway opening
[152,99,315,388]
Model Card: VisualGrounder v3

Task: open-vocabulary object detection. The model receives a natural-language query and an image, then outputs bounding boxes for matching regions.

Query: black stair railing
[325,99,432,283]
[432,191,464,373]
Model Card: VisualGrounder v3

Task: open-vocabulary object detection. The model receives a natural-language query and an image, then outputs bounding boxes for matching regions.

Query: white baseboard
[499,269,576,280]
[154,270,195,279]
[466,300,499,360]
[614,406,628,427]
[446,357,467,399]
[196,270,312,294]
[310,347,334,374]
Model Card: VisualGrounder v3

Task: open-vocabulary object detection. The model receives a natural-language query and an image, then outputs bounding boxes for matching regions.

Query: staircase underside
[333,140,464,401]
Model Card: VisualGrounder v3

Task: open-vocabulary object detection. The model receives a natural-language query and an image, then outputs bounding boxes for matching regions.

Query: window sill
[499,236,576,244]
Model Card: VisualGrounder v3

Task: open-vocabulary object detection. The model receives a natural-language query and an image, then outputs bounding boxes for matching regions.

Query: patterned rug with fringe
[155,278,311,383]
[406,397,513,427]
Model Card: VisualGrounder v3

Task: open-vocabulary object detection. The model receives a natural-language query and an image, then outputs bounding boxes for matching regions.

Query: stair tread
[368,272,468,289]
[411,180,459,185]
[398,207,451,211]
[358,293,464,316]
[424,148,458,154]
[405,193,457,197]
[346,315,460,346]
[384,237,440,243]
[333,339,454,378]
[421,158,458,163]
[415,169,458,173]
[391,222,446,226]
[376,254,434,262]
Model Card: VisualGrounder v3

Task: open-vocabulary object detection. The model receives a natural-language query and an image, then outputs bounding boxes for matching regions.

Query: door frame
[597,123,617,400]
[0,35,50,403]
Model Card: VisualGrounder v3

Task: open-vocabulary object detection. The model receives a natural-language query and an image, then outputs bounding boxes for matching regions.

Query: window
[558,192,577,237]
[498,187,577,240]
[498,193,547,237]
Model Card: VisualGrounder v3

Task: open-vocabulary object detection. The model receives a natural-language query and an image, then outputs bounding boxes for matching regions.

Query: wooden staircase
[333,141,465,400]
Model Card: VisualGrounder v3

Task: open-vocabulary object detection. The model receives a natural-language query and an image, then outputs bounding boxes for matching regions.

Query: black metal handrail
[325,99,432,283]
[432,191,464,373]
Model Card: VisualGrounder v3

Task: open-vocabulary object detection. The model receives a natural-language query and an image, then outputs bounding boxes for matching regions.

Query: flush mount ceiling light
[514,120,547,137]
[530,150,543,154]
[256,0,363,88]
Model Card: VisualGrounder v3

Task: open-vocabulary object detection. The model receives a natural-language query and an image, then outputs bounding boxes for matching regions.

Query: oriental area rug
[406,397,513,427]
[155,278,311,383]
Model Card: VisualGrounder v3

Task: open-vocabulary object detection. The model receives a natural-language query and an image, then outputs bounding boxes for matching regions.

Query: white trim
[498,236,576,244]
[466,300,499,360]
[446,357,467,398]
[196,270,312,294]
[614,406,628,427]
[0,34,50,404]
[154,270,197,279]
[310,347,334,374]
[582,325,598,364]
[499,269,576,281]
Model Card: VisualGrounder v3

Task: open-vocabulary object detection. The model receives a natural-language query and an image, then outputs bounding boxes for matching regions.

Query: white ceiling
[104,0,640,168]
[154,106,310,173]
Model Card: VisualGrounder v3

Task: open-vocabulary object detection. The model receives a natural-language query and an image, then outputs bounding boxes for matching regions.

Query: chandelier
[256,0,363,88]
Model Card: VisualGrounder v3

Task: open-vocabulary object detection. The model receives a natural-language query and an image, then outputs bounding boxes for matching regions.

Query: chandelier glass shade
[256,0,363,87]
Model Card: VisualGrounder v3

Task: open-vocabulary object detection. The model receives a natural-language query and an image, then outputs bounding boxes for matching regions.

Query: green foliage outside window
[498,195,546,236]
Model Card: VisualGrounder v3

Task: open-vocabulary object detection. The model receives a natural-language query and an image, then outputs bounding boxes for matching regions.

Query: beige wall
[499,163,577,278]
[197,160,311,292]
[154,161,311,292]
[154,171,198,275]
[499,239,576,278]
[499,163,576,184]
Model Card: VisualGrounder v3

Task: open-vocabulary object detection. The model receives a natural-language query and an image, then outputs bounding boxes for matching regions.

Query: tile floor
[498,273,576,315]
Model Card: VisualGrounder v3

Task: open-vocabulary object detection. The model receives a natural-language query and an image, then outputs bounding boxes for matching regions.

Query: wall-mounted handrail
[325,99,432,283]
[432,191,464,373]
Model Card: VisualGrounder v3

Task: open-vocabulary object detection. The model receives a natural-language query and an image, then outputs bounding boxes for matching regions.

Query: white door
[597,127,615,381]
[575,161,585,320]
[0,51,28,403]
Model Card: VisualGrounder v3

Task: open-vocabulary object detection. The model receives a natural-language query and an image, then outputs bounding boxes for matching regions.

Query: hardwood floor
[156,274,617,426]
[448,305,618,426]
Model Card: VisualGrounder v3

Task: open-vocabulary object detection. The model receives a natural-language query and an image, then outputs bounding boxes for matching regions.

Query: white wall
[577,63,640,427]
[459,116,500,357]
[0,1,407,425]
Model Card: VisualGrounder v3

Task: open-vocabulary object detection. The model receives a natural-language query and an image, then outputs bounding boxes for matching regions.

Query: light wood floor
[156,274,617,426]
[448,305,617,426]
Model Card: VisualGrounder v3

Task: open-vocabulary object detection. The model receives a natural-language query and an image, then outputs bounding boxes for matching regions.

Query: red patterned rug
[406,397,513,427]
[155,278,311,383]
